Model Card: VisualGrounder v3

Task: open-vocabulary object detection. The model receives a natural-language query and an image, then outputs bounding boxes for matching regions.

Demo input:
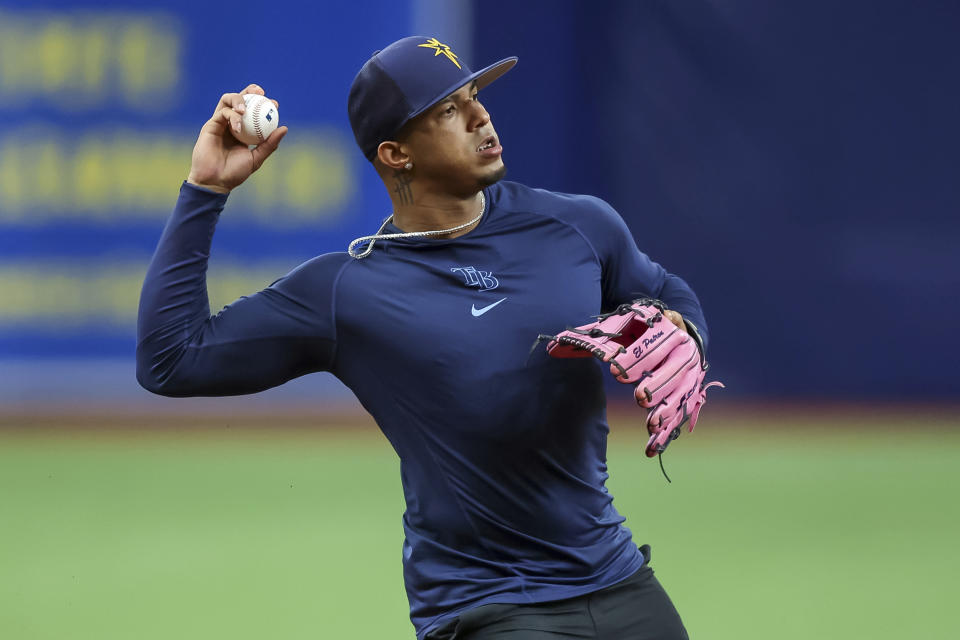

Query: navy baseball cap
[348,36,517,161]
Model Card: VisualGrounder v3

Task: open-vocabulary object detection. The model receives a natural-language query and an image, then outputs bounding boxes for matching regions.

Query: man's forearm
[136,182,227,393]
[658,273,710,352]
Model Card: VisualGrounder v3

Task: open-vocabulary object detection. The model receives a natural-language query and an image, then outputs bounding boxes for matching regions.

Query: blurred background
[1,0,957,638]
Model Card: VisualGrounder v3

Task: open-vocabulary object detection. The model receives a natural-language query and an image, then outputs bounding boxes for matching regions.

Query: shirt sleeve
[573,195,711,352]
[136,182,346,397]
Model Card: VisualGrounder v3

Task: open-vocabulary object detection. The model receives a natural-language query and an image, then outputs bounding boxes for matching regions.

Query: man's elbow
[136,350,194,397]
[137,366,182,397]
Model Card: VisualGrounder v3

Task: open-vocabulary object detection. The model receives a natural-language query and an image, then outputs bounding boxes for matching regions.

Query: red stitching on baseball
[252,98,264,140]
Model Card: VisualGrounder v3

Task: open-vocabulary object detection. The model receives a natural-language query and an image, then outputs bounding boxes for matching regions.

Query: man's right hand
[186,84,288,194]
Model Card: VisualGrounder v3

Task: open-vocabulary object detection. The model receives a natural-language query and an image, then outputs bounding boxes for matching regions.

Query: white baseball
[236,93,279,145]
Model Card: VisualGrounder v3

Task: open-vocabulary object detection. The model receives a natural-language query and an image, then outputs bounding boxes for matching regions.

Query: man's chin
[479,163,507,188]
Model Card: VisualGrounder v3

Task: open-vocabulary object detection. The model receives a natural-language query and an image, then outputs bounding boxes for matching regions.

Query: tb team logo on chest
[450,266,499,291]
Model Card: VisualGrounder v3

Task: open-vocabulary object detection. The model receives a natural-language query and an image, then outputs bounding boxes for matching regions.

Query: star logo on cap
[418,37,461,69]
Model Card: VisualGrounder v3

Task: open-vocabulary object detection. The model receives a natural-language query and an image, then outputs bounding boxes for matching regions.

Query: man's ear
[377,140,410,170]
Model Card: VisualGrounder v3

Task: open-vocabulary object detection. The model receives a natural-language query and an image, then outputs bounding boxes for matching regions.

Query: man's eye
[445,105,456,114]
[471,93,479,101]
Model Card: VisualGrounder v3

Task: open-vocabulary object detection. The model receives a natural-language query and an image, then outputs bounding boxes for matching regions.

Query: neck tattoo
[392,170,413,206]
[348,192,486,259]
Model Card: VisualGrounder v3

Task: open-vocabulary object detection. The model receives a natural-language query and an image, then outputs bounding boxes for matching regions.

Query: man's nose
[469,101,490,129]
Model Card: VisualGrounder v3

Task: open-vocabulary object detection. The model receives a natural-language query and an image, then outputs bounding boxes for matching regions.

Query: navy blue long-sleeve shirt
[137,179,709,638]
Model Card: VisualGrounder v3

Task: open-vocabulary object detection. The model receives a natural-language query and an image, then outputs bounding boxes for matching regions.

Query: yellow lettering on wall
[73,140,110,212]
[78,25,110,96]
[0,127,355,224]
[0,261,296,327]
[33,142,65,209]
[116,19,180,110]
[0,143,25,216]
[38,19,73,93]
[242,131,356,226]
[0,17,25,97]
[0,11,181,109]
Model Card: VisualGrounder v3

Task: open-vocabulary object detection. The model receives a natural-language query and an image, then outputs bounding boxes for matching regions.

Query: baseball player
[138,36,718,639]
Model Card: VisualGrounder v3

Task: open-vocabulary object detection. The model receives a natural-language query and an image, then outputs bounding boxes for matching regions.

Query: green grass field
[2,410,958,639]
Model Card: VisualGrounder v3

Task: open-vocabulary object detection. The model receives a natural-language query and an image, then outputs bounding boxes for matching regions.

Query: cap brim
[404,56,518,125]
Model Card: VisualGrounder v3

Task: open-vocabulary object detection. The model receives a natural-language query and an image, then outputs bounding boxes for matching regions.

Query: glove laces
[348,192,486,259]
[658,453,671,483]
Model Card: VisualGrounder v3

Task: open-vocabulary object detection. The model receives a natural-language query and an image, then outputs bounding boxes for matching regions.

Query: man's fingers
[214,92,237,116]
[251,126,288,170]
[664,309,687,332]
[221,106,242,136]
[212,90,252,117]
[211,86,268,119]
[230,93,247,114]
[210,106,243,136]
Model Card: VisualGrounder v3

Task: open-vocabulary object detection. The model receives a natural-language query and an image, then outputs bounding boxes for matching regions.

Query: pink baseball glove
[540,299,723,458]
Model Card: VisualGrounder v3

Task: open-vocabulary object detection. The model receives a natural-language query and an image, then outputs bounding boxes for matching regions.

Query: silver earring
[404,162,413,170]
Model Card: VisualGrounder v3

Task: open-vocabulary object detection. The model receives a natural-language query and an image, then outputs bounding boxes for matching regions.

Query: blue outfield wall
[473,0,960,399]
[1,0,958,405]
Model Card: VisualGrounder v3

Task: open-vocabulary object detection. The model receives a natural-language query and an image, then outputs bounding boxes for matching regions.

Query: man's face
[400,81,506,196]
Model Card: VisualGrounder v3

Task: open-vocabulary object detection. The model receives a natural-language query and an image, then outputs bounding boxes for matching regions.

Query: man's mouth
[477,136,497,152]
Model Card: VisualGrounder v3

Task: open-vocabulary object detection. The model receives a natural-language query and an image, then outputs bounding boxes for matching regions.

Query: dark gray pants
[425,546,689,640]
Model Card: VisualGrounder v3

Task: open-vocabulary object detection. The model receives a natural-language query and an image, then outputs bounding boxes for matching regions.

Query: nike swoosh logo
[471,297,507,317]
